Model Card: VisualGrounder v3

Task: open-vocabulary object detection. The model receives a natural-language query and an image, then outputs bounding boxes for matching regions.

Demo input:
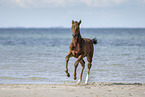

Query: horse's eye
[72,25,75,29]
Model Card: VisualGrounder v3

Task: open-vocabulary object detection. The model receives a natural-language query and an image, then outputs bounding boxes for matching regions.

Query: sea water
[0,28,145,84]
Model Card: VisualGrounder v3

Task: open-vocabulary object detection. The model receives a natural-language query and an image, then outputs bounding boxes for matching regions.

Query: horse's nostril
[72,34,77,38]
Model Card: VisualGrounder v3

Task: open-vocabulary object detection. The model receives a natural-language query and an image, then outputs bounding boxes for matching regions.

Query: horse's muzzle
[72,34,77,38]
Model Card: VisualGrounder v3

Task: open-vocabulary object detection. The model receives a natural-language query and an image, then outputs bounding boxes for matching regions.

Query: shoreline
[0,82,145,97]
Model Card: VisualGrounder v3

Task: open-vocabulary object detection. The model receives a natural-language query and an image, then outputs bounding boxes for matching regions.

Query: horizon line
[0,27,145,29]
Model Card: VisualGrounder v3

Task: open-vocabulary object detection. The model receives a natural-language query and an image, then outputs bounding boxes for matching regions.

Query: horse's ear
[78,20,81,25]
[72,20,74,24]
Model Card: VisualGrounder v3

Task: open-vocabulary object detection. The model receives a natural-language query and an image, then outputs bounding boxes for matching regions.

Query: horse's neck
[72,33,82,47]
[77,33,82,42]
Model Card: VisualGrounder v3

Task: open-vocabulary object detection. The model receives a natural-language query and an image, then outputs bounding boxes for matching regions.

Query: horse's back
[82,38,94,57]
[83,38,94,48]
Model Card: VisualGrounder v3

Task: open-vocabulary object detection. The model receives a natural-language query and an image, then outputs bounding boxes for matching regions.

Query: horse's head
[72,20,81,39]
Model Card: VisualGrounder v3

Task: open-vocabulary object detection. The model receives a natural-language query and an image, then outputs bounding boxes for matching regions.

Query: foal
[65,20,97,84]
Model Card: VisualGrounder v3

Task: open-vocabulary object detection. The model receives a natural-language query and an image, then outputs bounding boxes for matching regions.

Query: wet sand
[0,82,145,97]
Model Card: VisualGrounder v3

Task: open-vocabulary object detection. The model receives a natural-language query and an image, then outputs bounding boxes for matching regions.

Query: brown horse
[65,20,97,84]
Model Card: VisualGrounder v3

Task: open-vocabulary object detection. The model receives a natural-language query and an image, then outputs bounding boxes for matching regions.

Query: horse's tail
[92,38,97,44]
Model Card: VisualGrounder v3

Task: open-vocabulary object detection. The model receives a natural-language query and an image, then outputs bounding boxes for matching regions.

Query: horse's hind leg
[85,56,92,84]
[77,59,85,84]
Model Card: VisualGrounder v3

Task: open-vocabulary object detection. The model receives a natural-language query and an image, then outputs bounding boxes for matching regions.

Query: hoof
[74,77,77,80]
[67,73,70,77]
[76,79,81,84]
[85,82,88,85]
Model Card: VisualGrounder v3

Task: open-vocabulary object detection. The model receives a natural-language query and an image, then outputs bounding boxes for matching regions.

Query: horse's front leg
[65,51,72,77]
[76,59,85,84]
[73,55,83,80]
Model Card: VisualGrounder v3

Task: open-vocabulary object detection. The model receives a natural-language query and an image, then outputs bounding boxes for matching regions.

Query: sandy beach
[0,83,144,97]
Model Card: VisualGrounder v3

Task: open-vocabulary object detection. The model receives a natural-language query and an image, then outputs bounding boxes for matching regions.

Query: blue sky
[0,0,145,28]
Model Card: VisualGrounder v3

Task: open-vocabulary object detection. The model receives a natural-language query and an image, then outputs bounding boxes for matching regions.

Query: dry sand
[0,82,145,97]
